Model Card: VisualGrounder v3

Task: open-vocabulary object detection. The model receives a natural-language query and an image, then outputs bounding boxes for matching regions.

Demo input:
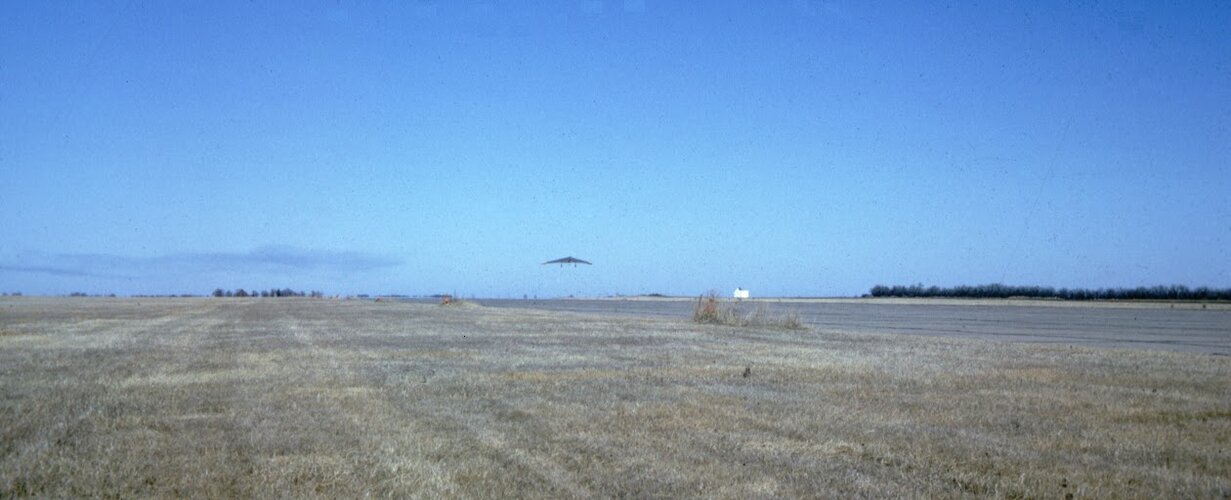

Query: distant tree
[260,290,269,297]
[869,283,1231,301]
[235,288,248,297]
[213,288,225,297]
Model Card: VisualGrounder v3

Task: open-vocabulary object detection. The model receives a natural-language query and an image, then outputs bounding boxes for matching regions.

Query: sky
[1,1,1229,298]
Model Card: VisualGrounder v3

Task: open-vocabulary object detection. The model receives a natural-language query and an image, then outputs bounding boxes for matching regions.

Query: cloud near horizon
[1,246,402,280]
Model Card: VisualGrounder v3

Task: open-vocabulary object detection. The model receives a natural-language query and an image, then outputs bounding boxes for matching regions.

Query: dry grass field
[1,297,1229,498]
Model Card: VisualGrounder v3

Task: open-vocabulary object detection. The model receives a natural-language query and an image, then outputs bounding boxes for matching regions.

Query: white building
[733,288,750,299]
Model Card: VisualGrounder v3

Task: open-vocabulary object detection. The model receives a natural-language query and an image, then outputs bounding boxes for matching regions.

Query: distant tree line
[212,288,324,298]
[868,283,1231,301]
[63,293,195,297]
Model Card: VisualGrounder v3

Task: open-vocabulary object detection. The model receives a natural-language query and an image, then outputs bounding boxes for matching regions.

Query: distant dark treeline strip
[868,284,1231,301]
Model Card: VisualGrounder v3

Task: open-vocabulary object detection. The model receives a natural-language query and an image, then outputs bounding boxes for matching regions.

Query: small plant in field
[693,291,721,323]
[781,310,803,329]
[439,295,477,308]
[693,291,806,330]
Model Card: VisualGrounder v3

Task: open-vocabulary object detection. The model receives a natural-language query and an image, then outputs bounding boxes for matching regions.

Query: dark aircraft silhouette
[542,256,592,266]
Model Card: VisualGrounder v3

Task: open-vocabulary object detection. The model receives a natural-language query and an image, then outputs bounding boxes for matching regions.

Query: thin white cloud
[0,264,136,279]
[2,246,402,279]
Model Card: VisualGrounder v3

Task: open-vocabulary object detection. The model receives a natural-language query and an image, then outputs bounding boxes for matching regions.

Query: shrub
[692,290,805,330]
[692,291,721,323]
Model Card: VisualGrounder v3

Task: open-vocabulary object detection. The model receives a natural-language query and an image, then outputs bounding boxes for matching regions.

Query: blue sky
[2,1,1228,297]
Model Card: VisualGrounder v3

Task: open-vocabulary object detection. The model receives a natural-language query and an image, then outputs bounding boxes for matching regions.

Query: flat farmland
[480,298,1231,355]
[1,297,1228,498]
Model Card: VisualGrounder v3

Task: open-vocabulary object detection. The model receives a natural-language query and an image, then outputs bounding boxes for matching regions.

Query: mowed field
[479,298,1231,354]
[1,298,1229,498]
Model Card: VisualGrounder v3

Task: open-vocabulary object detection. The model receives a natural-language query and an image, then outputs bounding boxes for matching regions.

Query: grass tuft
[440,295,478,308]
[692,291,806,330]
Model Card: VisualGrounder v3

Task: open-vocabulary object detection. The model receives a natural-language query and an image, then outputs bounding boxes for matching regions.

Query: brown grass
[693,291,804,330]
[0,297,1228,497]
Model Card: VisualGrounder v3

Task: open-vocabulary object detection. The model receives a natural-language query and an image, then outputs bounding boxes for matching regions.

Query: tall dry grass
[693,291,804,329]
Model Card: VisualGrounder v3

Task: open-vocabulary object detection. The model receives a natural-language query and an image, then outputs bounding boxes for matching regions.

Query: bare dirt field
[2,297,1229,497]
[479,298,1231,355]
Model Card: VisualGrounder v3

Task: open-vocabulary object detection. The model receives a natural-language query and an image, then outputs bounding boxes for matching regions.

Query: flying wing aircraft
[542,256,592,266]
